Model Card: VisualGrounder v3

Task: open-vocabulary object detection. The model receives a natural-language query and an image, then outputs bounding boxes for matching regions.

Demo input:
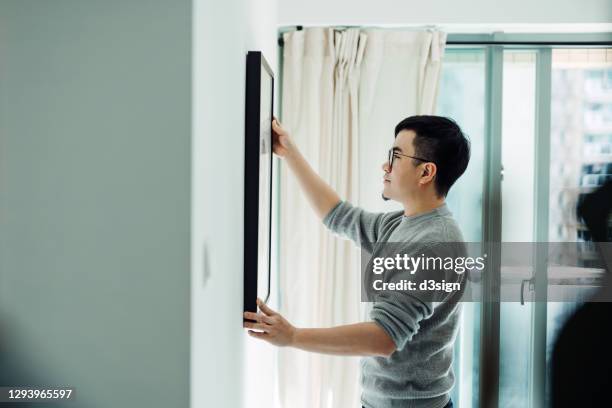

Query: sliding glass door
[438,48,486,408]
[442,36,612,408]
[545,49,612,406]
[499,49,538,408]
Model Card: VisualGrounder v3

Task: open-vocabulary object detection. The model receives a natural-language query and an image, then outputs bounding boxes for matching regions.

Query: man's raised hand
[271,118,295,158]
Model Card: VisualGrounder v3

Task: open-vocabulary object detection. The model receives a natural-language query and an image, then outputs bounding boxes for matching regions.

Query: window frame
[446,31,611,408]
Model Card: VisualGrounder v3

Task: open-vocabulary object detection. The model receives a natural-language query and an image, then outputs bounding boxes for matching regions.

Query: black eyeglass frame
[388,148,436,170]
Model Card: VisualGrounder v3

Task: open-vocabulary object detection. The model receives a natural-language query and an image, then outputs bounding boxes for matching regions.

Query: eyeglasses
[388,148,434,170]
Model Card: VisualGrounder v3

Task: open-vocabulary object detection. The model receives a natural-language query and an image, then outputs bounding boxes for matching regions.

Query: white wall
[191,0,245,406]
[279,0,612,27]
[191,0,278,407]
[0,0,280,407]
[0,1,191,407]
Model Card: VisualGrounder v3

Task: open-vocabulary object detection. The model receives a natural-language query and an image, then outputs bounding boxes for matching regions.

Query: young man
[244,115,471,408]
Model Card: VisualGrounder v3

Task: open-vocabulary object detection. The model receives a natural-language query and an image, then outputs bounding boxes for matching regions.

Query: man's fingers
[260,315,275,324]
[243,321,270,332]
[244,311,275,324]
[272,119,284,133]
[257,298,277,316]
[243,311,260,321]
[248,330,267,339]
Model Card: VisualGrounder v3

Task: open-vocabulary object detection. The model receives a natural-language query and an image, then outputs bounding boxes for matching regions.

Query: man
[244,115,471,408]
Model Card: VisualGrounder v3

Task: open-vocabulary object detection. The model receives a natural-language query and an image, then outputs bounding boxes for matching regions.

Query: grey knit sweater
[322,201,466,408]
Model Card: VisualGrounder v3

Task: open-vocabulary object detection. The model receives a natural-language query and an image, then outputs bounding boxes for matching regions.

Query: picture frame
[243,51,274,315]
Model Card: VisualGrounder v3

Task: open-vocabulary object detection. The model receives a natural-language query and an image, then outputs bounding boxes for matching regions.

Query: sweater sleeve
[370,291,434,351]
[368,240,467,351]
[322,201,385,253]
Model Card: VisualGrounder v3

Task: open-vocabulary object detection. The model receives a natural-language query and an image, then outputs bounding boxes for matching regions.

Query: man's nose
[382,161,391,173]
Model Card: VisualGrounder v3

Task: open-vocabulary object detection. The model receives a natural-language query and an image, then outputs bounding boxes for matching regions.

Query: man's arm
[272,119,341,220]
[290,322,396,357]
[274,119,385,247]
[244,298,396,357]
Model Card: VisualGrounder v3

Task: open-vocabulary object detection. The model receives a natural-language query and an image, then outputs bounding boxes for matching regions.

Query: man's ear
[421,163,437,181]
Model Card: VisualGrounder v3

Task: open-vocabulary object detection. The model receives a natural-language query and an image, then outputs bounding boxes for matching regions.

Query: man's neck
[402,196,445,217]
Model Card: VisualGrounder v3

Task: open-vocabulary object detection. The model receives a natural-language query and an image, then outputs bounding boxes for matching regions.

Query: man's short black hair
[395,115,470,197]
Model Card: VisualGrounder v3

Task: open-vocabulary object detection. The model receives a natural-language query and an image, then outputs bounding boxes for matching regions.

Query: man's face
[381,130,432,202]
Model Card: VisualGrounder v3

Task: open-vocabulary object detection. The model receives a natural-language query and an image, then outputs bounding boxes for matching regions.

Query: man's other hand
[243,298,296,347]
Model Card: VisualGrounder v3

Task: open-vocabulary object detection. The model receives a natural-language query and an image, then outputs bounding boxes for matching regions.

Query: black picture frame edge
[243,51,274,317]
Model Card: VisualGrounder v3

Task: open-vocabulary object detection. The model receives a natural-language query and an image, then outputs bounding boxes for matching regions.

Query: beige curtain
[359,29,447,213]
[278,27,447,408]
